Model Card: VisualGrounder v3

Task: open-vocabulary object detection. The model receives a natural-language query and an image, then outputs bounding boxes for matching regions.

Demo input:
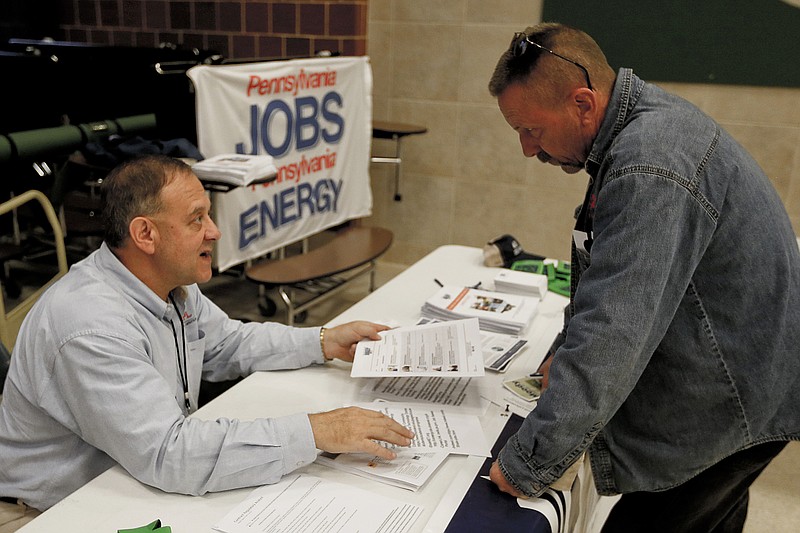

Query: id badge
[572,229,593,255]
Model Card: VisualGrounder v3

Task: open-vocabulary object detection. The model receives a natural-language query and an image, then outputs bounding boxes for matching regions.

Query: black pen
[434,278,444,287]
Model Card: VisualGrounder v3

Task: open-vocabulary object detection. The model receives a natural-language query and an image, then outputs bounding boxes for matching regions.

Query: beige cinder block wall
[365,0,800,266]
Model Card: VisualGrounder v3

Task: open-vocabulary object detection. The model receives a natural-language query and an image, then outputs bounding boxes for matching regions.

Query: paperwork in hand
[316,449,449,491]
[213,474,422,533]
[192,154,277,188]
[351,318,484,377]
[421,285,539,335]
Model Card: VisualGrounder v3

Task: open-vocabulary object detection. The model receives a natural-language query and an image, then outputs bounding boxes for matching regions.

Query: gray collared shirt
[0,243,324,510]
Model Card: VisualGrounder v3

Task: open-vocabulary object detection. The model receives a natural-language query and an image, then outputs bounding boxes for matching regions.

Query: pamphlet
[421,285,539,334]
[417,316,528,372]
[502,375,543,402]
[494,269,549,299]
[316,449,449,491]
[351,318,484,377]
[358,402,491,457]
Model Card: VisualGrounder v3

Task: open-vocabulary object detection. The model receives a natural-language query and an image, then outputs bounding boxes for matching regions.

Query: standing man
[0,155,413,529]
[487,23,800,531]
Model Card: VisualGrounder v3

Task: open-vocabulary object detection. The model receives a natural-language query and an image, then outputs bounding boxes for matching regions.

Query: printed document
[417,317,528,372]
[359,402,491,457]
[213,474,422,533]
[361,376,491,415]
[316,449,449,491]
[351,318,484,377]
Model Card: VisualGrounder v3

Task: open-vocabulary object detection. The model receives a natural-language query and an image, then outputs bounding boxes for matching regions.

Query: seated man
[0,155,413,527]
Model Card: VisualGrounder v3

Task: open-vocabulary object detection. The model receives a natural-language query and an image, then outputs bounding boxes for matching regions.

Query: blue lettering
[329,178,342,211]
[261,100,293,157]
[233,92,347,156]
[315,180,331,212]
[279,188,297,225]
[295,96,320,151]
[235,104,259,155]
[239,205,259,248]
[237,179,345,250]
[297,182,315,218]
[321,92,344,144]
[259,198,280,236]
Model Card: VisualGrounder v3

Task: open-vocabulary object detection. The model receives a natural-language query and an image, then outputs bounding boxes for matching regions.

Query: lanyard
[168,295,191,413]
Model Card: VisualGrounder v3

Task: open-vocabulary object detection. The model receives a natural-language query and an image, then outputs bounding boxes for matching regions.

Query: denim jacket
[498,68,800,497]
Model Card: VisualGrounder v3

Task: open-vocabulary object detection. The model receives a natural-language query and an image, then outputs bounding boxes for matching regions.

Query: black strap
[0,496,18,504]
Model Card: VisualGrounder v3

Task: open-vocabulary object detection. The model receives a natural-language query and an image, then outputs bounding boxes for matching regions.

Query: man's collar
[585,68,642,177]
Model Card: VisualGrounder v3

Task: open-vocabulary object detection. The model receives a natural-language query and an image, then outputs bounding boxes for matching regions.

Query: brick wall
[55,0,368,59]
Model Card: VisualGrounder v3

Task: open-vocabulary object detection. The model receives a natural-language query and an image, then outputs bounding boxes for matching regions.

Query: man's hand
[308,406,415,460]
[489,460,526,498]
[537,354,553,390]
[323,321,390,362]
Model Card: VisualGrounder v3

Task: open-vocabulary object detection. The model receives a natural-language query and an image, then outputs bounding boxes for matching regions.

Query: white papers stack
[192,153,277,187]
[213,474,422,533]
[417,317,527,373]
[315,402,490,491]
[421,285,539,335]
[494,269,549,299]
[316,449,449,491]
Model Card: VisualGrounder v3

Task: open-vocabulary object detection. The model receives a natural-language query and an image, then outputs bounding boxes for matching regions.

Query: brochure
[421,285,539,334]
[316,449,449,491]
[351,318,484,377]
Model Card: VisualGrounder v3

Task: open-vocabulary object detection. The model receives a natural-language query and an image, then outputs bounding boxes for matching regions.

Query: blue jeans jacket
[498,69,800,497]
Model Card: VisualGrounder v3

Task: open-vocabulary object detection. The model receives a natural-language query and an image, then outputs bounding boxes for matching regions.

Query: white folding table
[18,245,613,533]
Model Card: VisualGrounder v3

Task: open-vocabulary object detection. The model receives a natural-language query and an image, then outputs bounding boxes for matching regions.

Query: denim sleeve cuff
[277,413,318,474]
[497,434,547,498]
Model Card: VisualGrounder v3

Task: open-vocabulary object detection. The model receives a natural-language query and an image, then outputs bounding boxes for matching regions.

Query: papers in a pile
[192,153,277,187]
[316,449,449,492]
[358,402,491,457]
[351,318,484,377]
[417,317,527,372]
[213,474,422,533]
[360,376,491,415]
[494,269,549,299]
[421,285,539,335]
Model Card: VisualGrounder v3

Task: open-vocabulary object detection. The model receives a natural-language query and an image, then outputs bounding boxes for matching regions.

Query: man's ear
[129,216,158,255]
[573,87,595,113]
[571,87,599,127]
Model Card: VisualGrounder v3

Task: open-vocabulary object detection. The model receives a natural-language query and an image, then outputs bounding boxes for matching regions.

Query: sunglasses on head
[510,32,594,91]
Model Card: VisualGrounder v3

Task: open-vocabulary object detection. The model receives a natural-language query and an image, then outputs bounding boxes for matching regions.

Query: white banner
[187,56,373,271]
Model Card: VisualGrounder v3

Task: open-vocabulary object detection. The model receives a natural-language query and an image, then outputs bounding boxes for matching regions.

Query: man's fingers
[361,439,398,460]
[309,406,415,457]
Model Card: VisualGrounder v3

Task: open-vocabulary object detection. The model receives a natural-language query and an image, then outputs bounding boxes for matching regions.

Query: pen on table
[434,278,443,287]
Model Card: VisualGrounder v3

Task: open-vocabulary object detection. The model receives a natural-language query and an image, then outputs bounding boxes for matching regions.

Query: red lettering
[246,75,261,97]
